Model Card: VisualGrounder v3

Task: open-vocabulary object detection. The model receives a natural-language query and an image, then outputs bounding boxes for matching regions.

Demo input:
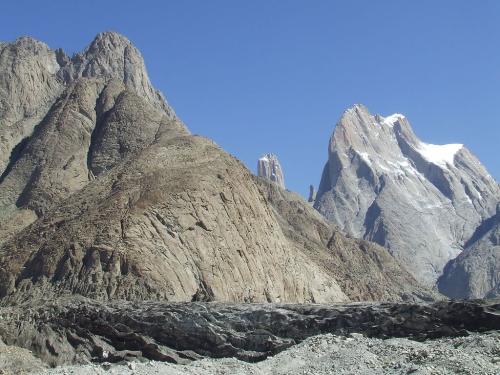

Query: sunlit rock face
[257,153,285,189]
[314,104,500,287]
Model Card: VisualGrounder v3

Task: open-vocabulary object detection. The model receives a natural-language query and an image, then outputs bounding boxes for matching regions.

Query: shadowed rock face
[438,206,500,299]
[0,297,498,367]
[314,105,500,287]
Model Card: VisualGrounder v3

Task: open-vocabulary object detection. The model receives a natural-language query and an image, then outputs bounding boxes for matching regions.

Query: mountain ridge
[314,104,500,288]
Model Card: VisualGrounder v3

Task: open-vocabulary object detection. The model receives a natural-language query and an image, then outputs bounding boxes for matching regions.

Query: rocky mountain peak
[56,31,174,116]
[315,104,500,287]
[257,153,285,189]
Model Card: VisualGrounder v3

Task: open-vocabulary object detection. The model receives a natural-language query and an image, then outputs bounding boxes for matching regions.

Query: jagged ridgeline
[314,104,500,298]
[0,32,435,304]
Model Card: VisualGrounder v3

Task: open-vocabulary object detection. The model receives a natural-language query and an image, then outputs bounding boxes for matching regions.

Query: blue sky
[2,1,499,197]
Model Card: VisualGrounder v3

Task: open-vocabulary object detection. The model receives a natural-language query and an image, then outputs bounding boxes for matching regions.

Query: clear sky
[1,1,499,197]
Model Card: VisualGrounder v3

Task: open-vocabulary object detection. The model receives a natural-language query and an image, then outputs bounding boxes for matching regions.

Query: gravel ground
[33,332,500,375]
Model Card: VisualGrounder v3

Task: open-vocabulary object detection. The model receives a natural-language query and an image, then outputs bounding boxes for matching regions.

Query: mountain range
[0,30,499,373]
[0,32,436,305]
[0,31,498,306]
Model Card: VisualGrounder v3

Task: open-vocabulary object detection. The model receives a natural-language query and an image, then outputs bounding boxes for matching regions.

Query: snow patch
[416,143,463,168]
[358,152,372,166]
[381,113,405,127]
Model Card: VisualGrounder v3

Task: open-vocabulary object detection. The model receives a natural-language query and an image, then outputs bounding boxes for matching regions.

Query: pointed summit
[257,153,285,189]
[315,105,500,287]
[58,31,174,117]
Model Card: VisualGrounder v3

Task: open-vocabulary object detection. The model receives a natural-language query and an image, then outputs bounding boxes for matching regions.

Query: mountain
[257,153,285,189]
[0,33,433,304]
[314,104,500,287]
[438,205,500,298]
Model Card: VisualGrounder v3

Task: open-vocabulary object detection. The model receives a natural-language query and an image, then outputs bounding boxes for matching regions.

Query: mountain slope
[314,104,500,286]
[438,206,500,298]
[255,178,437,302]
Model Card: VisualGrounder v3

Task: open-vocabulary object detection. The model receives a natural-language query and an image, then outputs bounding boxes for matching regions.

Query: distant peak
[345,103,370,114]
[84,31,136,55]
[11,36,51,51]
[91,31,132,45]
[257,153,285,189]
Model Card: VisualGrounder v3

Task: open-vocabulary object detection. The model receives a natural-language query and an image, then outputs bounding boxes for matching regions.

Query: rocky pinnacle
[257,153,285,189]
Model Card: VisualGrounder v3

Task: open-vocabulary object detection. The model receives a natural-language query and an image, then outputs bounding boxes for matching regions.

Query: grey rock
[0,36,64,178]
[438,209,500,298]
[314,104,500,286]
[307,184,316,203]
[58,31,176,117]
[257,153,285,189]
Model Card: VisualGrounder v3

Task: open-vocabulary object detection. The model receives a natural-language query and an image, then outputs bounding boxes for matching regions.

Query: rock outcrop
[438,204,500,298]
[257,153,285,189]
[314,104,500,286]
[307,184,316,203]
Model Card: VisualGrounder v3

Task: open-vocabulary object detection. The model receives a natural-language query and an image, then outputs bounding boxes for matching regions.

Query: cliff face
[314,105,500,287]
[0,33,433,304]
[438,205,500,299]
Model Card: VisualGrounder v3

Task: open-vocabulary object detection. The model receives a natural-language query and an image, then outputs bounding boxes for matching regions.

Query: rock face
[0,37,63,179]
[0,33,432,305]
[257,153,285,189]
[314,104,500,286]
[438,205,500,299]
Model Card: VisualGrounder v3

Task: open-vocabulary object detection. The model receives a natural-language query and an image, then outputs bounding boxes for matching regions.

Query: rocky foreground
[0,298,498,374]
[34,332,500,375]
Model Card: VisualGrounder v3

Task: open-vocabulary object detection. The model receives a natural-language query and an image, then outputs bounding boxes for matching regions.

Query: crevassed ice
[417,143,463,168]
